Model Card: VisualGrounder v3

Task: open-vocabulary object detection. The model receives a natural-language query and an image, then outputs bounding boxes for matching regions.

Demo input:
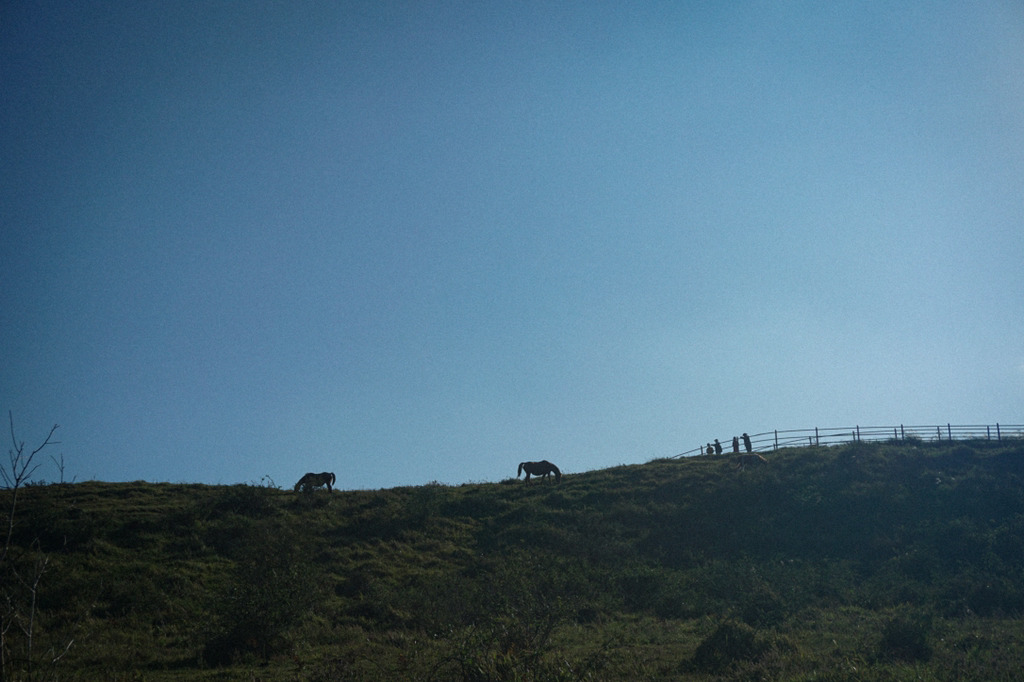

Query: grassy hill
[3,438,1024,680]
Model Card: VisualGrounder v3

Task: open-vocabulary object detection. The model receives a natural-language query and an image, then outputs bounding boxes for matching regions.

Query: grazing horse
[517,460,561,484]
[294,471,336,492]
[732,454,768,470]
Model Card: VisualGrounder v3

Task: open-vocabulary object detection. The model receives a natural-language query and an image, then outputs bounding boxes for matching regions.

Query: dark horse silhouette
[294,471,336,492]
[732,453,768,470]
[517,460,561,484]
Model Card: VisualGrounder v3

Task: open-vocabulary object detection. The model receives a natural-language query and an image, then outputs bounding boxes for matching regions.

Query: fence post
[997,423,1001,441]
[815,427,819,446]
[936,426,941,441]
[856,425,861,442]
[947,423,952,441]
[987,425,991,440]
[901,424,905,440]
[893,427,898,441]
[774,430,778,450]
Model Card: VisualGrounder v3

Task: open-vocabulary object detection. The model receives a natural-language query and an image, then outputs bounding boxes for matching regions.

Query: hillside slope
[3,439,1024,680]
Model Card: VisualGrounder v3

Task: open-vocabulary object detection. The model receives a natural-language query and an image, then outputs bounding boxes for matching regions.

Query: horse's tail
[551,463,561,483]
[517,462,525,478]
[330,472,336,486]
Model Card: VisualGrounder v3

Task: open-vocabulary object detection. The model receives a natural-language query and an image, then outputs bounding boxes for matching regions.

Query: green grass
[3,438,1023,679]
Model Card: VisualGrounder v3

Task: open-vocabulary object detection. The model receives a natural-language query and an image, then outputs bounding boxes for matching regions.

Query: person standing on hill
[742,433,752,453]
[714,439,722,455]
[732,436,740,453]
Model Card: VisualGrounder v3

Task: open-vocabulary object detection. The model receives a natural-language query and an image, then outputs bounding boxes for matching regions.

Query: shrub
[965,577,1024,617]
[876,611,932,662]
[738,584,787,627]
[692,620,763,673]
[209,483,275,517]
[202,518,323,665]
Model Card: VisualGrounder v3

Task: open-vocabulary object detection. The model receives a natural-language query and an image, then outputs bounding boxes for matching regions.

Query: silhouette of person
[714,439,722,455]
[732,436,740,453]
[706,443,714,455]
[742,433,752,453]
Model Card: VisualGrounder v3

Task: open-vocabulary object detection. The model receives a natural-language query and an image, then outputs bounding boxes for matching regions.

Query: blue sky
[3,2,1022,488]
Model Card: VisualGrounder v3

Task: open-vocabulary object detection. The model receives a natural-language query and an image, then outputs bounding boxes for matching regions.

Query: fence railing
[676,423,1024,458]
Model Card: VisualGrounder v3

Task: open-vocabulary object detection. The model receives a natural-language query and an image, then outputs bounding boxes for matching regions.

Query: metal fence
[676,423,1024,458]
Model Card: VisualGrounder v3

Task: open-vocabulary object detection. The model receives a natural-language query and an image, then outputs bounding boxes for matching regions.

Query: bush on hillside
[691,620,765,673]
[202,518,323,665]
[876,610,932,662]
[210,482,276,518]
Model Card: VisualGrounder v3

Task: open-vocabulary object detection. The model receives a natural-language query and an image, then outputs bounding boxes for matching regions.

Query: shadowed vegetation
[2,438,1023,679]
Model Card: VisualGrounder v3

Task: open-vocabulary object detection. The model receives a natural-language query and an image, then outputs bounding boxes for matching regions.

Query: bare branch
[28,422,61,458]
[2,412,70,679]
[3,412,59,490]
[49,453,67,484]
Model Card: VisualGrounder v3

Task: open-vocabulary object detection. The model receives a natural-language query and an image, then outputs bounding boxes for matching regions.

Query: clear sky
[3,2,1022,489]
